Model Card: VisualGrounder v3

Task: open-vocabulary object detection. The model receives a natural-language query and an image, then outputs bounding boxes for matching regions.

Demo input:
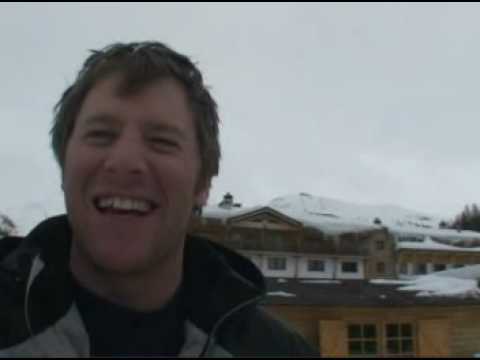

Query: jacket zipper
[199,294,264,357]
[24,256,44,337]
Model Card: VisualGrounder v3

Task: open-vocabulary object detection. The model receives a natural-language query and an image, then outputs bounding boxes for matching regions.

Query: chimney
[219,192,234,209]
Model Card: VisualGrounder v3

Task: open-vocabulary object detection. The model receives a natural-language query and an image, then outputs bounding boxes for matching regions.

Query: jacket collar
[20,215,266,336]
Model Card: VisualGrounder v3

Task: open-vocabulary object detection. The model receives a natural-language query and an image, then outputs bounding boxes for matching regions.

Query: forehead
[76,74,194,130]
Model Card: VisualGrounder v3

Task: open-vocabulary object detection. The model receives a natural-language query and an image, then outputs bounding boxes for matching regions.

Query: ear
[194,180,211,207]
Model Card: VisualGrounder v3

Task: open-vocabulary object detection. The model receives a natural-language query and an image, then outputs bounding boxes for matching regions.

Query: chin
[88,246,156,276]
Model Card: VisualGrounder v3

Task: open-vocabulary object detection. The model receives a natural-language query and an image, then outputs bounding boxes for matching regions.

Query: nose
[102,133,148,178]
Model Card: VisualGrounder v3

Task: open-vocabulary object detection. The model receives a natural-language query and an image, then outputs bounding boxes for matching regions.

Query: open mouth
[93,196,158,216]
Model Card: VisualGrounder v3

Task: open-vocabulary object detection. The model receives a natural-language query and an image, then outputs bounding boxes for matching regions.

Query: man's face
[63,74,209,275]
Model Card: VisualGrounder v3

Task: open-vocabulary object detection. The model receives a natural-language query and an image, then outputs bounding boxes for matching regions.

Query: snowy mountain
[4,202,49,236]
[0,213,17,237]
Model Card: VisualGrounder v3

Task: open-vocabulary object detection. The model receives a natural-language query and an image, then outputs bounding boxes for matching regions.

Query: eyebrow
[82,114,121,127]
[144,121,187,140]
[81,114,187,140]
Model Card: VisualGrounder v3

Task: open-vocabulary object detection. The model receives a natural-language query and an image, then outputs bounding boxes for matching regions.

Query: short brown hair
[51,41,221,185]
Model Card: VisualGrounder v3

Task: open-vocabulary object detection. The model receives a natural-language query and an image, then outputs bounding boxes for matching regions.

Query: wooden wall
[264,304,480,357]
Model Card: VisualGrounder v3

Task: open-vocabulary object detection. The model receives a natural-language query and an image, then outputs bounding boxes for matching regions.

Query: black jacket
[0,215,317,357]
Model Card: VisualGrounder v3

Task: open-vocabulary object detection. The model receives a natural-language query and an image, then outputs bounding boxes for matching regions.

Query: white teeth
[133,201,149,212]
[97,197,152,213]
[99,198,114,208]
[114,198,127,210]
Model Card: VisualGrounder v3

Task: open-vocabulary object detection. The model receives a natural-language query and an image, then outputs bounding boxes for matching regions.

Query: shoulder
[218,305,319,357]
[0,236,23,261]
[0,236,26,290]
[0,237,30,348]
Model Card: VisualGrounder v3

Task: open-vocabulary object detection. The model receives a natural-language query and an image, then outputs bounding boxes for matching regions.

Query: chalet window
[267,257,287,271]
[376,241,385,251]
[433,264,447,272]
[414,263,427,275]
[385,323,415,356]
[307,259,325,272]
[346,322,416,357]
[399,263,408,275]
[376,262,386,274]
[347,324,378,356]
[342,262,359,273]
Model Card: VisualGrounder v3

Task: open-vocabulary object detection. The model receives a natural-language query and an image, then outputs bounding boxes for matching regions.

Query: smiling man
[0,42,317,357]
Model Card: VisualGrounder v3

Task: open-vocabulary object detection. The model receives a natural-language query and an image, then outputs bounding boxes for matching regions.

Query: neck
[69,244,184,312]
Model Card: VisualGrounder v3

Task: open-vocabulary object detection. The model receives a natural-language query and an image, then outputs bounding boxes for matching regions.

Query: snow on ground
[371,266,480,298]
[398,275,480,298]
[370,279,411,285]
[428,264,480,280]
[300,280,342,284]
[267,291,296,297]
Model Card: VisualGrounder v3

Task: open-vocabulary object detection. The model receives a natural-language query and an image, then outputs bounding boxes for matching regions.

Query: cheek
[153,155,198,185]
[62,148,77,193]
[63,144,99,198]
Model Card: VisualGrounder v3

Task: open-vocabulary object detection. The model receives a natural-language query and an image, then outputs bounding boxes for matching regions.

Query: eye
[150,137,179,147]
[84,130,116,144]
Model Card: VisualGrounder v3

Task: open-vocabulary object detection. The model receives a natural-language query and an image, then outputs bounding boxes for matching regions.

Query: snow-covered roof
[264,276,480,306]
[204,193,480,246]
[202,205,263,222]
[268,193,379,235]
[397,236,480,253]
[204,194,381,235]
[270,193,480,240]
[391,227,480,241]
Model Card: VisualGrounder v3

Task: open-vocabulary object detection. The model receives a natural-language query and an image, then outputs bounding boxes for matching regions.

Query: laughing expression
[63,74,209,275]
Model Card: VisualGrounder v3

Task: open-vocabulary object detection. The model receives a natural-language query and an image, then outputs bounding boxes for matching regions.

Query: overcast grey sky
[1,3,479,232]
